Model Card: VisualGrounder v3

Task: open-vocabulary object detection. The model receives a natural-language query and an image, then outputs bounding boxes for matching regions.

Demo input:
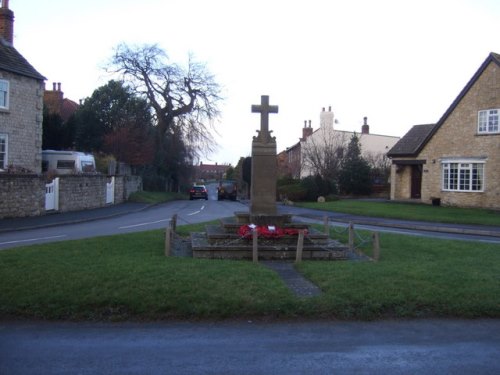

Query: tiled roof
[387,124,436,157]
[0,39,45,80]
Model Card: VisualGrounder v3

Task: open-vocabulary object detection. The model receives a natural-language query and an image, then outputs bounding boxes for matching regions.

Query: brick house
[193,162,231,182]
[44,82,79,122]
[387,52,500,209]
[0,0,45,173]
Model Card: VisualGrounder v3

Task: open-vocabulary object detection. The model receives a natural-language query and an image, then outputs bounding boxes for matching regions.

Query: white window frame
[0,79,9,110]
[478,109,499,134]
[0,133,8,171]
[442,159,485,192]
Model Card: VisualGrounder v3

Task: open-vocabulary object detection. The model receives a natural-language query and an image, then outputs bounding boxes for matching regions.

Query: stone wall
[0,174,142,219]
[0,174,45,218]
[0,71,44,173]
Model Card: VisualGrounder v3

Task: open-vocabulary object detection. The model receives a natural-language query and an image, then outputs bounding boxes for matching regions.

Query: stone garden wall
[0,174,142,219]
[0,174,45,218]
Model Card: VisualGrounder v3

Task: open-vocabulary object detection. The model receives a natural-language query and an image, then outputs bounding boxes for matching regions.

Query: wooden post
[295,230,304,263]
[323,215,329,235]
[372,232,380,261]
[165,225,172,256]
[252,229,258,263]
[171,214,177,232]
[348,222,354,251]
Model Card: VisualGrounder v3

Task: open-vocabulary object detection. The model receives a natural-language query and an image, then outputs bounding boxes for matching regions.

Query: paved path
[263,261,322,297]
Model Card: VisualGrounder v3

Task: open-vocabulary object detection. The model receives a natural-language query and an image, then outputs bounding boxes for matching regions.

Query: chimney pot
[57,82,61,91]
[322,107,325,112]
[52,82,56,90]
[308,120,312,127]
[304,120,307,127]
[364,116,367,125]
[328,106,331,112]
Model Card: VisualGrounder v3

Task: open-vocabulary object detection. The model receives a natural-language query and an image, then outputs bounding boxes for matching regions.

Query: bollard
[295,230,304,263]
[165,225,172,257]
[372,232,380,261]
[348,222,354,251]
[323,216,329,235]
[252,229,258,263]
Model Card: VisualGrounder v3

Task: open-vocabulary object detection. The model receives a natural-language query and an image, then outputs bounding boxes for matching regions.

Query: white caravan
[42,150,96,175]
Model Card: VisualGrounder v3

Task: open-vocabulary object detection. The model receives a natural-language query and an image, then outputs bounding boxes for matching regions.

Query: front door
[411,165,422,199]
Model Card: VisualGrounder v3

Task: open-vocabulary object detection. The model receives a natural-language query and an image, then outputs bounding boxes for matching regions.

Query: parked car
[217,179,237,201]
[189,185,208,200]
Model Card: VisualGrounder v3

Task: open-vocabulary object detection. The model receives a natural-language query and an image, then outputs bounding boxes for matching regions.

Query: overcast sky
[11,0,500,165]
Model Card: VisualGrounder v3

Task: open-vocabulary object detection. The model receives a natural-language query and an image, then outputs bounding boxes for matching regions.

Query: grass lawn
[1,223,499,321]
[297,200,500,226]
[128,190,188,204]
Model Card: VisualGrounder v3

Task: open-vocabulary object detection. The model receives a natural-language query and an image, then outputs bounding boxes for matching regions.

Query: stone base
[233,211,293,227]
[190,223,350,261]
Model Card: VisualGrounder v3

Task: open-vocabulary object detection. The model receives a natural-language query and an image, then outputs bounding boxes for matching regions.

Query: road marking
[119,218,172,229]
[0,235,67,246]
[187,204,205,216]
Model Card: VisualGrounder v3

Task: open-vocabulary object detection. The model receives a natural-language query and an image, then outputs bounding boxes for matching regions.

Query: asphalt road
[1,319,499,375]
[1,197,499,250]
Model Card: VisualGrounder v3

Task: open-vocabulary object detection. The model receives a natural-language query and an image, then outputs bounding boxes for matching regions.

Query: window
[478,109,499,134]
[0,134,7,170]
[0,80,8,109]
[442,161,484,192]
[57,160,75,169]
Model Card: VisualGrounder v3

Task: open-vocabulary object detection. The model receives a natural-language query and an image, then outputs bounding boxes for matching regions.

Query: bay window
[442,160,484,192]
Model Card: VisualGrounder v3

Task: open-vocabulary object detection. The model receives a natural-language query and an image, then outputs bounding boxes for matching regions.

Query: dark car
[189,185,208,200]
[217,180,237,201]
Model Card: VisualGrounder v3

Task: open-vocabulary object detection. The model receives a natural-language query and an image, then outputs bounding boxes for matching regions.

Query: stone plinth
[250,139,277,215]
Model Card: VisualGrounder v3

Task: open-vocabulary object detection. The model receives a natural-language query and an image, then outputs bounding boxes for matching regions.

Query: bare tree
[365,151,391,184]
[108,43,222,158]
[301,127,349,182]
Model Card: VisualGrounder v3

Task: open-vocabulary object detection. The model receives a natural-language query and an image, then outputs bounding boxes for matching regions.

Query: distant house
[194,162,231,181]
[44,82,79,122]
[282,107,400,179]
[387,52,500,209]
[0,0,45,173]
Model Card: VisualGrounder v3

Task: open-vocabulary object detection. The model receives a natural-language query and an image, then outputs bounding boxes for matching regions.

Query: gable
[388,52,500,158]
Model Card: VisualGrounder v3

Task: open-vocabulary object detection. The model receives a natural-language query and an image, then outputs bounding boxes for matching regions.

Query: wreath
[238,224,307,239]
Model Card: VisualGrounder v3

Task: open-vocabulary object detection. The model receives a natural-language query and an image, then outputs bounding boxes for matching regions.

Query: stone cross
[251,95,278,142]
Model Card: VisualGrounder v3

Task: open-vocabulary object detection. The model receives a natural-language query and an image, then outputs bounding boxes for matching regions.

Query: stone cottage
[387,52,500,209]
[0,0,45,173]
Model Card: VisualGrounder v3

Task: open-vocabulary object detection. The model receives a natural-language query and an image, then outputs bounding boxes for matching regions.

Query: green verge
[128,191,188,204]
[1,223,499,321]
[297,200,500,226]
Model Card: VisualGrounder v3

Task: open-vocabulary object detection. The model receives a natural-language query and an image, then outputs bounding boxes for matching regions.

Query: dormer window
[0,79,9,109]
[478,109,499,134]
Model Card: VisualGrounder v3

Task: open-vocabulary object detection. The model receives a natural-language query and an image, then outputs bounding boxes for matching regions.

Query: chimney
[320,105,334,129]
[362,116,370,134]
[301,120,313,140]
[0,0,14,45]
